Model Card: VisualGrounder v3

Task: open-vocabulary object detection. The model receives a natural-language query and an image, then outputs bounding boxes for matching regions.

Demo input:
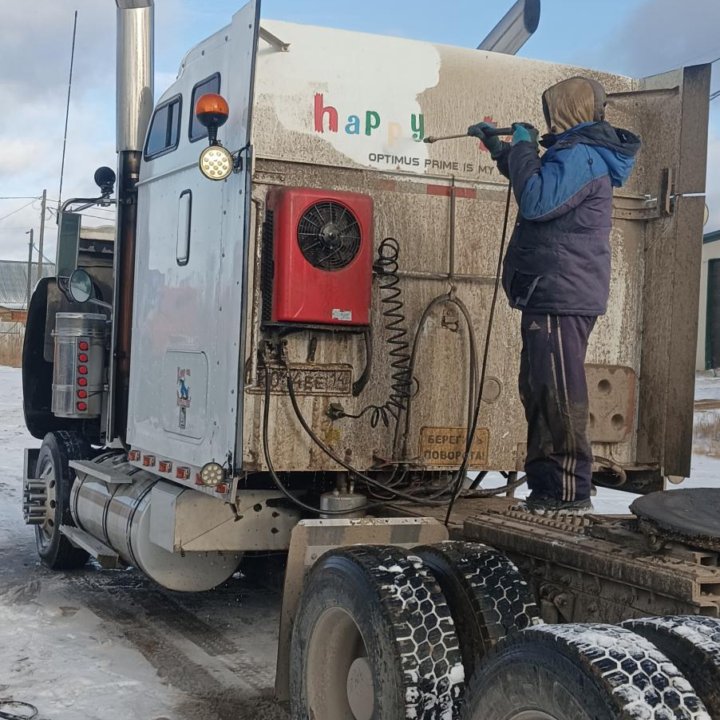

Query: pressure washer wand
[423,126,513,144]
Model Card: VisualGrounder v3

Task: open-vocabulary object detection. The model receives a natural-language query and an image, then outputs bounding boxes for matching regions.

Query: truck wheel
[415,541,540,678]
[289,545,464,720]
[623,616,720,717]
[461,624,709,720]
[34,431,91,570]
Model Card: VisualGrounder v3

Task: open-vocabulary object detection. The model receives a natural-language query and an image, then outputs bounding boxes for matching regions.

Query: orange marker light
[195,93,229,126]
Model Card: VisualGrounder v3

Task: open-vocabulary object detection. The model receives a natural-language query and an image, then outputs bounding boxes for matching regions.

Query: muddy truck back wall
[19,2,720,718]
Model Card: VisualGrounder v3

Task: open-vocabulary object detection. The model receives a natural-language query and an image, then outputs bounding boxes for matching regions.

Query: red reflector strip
[78,377,88,387]
[426,184,477,199]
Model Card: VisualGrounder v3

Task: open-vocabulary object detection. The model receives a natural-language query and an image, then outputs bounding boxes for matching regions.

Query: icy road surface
[2,364,720,719]
[0,366,287,720]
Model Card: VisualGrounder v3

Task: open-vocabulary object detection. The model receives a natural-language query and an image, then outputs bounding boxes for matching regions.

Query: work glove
[467,121,504,157]
[511,122,539,147]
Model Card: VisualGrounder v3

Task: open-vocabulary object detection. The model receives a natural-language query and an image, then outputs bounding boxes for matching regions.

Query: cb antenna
[58,10,79,208]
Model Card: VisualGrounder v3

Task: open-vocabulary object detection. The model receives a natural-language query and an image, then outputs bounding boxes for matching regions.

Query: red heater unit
[264,187,373,327]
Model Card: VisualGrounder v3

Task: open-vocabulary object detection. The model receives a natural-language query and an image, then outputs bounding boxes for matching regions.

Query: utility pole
[38,188,47,277]
[25,229,34,309]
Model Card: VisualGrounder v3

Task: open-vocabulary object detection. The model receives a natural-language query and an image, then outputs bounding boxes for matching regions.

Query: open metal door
[606,64,710,480]
[126,1,261,476]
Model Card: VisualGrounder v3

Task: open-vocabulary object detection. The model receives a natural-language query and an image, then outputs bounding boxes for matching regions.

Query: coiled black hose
[338,237,413,428]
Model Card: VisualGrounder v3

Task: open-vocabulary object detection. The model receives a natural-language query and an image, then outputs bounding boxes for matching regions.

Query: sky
[1,0,718,263]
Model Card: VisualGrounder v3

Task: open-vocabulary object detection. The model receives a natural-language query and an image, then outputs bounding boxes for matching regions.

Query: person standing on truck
[468,77,640,513]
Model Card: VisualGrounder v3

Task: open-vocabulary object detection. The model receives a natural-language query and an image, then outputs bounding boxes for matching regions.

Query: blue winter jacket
[498,121,641,316]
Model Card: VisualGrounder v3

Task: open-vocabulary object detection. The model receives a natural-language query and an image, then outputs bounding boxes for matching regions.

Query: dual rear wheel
[290,542,715,720]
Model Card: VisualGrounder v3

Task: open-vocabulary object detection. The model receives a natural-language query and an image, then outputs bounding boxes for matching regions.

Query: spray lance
[423,126,514,144]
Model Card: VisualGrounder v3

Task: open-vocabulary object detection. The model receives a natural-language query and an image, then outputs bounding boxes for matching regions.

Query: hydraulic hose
[397,293,479,459]
[283,362,452,507]
[444,181,514,525]
[260,363,386,516]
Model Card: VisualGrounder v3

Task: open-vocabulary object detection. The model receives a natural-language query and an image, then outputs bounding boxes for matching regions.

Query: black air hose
[336,237,413,428]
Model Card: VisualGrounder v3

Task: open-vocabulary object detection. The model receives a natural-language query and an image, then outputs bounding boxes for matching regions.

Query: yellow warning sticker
[419,426,490,467]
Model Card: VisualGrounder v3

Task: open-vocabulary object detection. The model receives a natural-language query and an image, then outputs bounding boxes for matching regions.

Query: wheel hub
[346,657,374,720]
[306,607,372,720]
[23,464,54,528]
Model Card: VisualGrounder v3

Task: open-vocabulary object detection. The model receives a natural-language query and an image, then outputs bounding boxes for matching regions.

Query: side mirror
[67,268,93,303]
[195,93,233,181]
[65,268,112,312]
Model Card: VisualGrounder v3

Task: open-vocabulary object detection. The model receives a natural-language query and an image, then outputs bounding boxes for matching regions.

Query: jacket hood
[543,121,641,188]
[542,76,607,133]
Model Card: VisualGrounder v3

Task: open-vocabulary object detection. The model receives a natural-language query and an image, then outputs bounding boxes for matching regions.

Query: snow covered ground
[2,365,720,719]
[0,366,286,720]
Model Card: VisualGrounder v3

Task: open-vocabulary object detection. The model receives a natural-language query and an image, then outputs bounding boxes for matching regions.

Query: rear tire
[415,541,540,678]
[461,624,709,720]
[289,545,464,720]
[623,616,720,717]
[34,431,90,570]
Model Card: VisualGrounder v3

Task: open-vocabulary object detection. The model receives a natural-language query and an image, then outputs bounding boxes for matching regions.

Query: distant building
[0,259,55,312]
[697,229,720,371]
[0,223,113,366]
[0,260,55,367]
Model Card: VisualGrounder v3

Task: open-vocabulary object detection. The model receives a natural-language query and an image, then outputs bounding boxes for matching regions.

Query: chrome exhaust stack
[477,0,540,55]
[108,0,154,441]
[116,0,154,153]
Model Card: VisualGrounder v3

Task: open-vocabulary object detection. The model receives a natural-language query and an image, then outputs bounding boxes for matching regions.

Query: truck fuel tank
[70,457,241,592]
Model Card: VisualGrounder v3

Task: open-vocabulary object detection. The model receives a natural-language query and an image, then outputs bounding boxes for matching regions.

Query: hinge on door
[612,168,674,221]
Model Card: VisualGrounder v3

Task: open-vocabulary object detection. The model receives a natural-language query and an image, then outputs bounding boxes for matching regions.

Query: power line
[0,196,41,201]
[0,199,38,223]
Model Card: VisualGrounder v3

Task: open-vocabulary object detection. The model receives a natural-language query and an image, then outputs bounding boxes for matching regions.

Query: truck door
[127,0,261,473]
[600,64,710,480]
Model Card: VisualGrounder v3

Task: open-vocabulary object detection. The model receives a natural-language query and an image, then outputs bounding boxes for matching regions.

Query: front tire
[34,431,90,570]
[461,624,709,720]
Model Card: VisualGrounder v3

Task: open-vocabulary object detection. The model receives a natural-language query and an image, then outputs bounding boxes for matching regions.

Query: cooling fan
[264,187,374,327]
[297,201,361,271]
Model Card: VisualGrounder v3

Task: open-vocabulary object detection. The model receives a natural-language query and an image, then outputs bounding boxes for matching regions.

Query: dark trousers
[519,313,596,502]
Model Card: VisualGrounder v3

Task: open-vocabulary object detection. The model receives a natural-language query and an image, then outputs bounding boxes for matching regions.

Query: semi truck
[19,1,720,718]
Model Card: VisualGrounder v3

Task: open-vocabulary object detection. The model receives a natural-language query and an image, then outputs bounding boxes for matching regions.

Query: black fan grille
[297,201,361,270]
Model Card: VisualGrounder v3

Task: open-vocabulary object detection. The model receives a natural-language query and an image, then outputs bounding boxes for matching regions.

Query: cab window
[189,73,221,142]
[144,95,182,160]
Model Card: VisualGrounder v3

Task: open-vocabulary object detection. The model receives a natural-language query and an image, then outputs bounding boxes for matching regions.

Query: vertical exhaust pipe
[111,0,154,441]
[477,0,540,55]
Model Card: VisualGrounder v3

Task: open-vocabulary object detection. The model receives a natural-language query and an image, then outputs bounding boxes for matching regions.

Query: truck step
[69,459,133,485]
[59,525,120,568]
